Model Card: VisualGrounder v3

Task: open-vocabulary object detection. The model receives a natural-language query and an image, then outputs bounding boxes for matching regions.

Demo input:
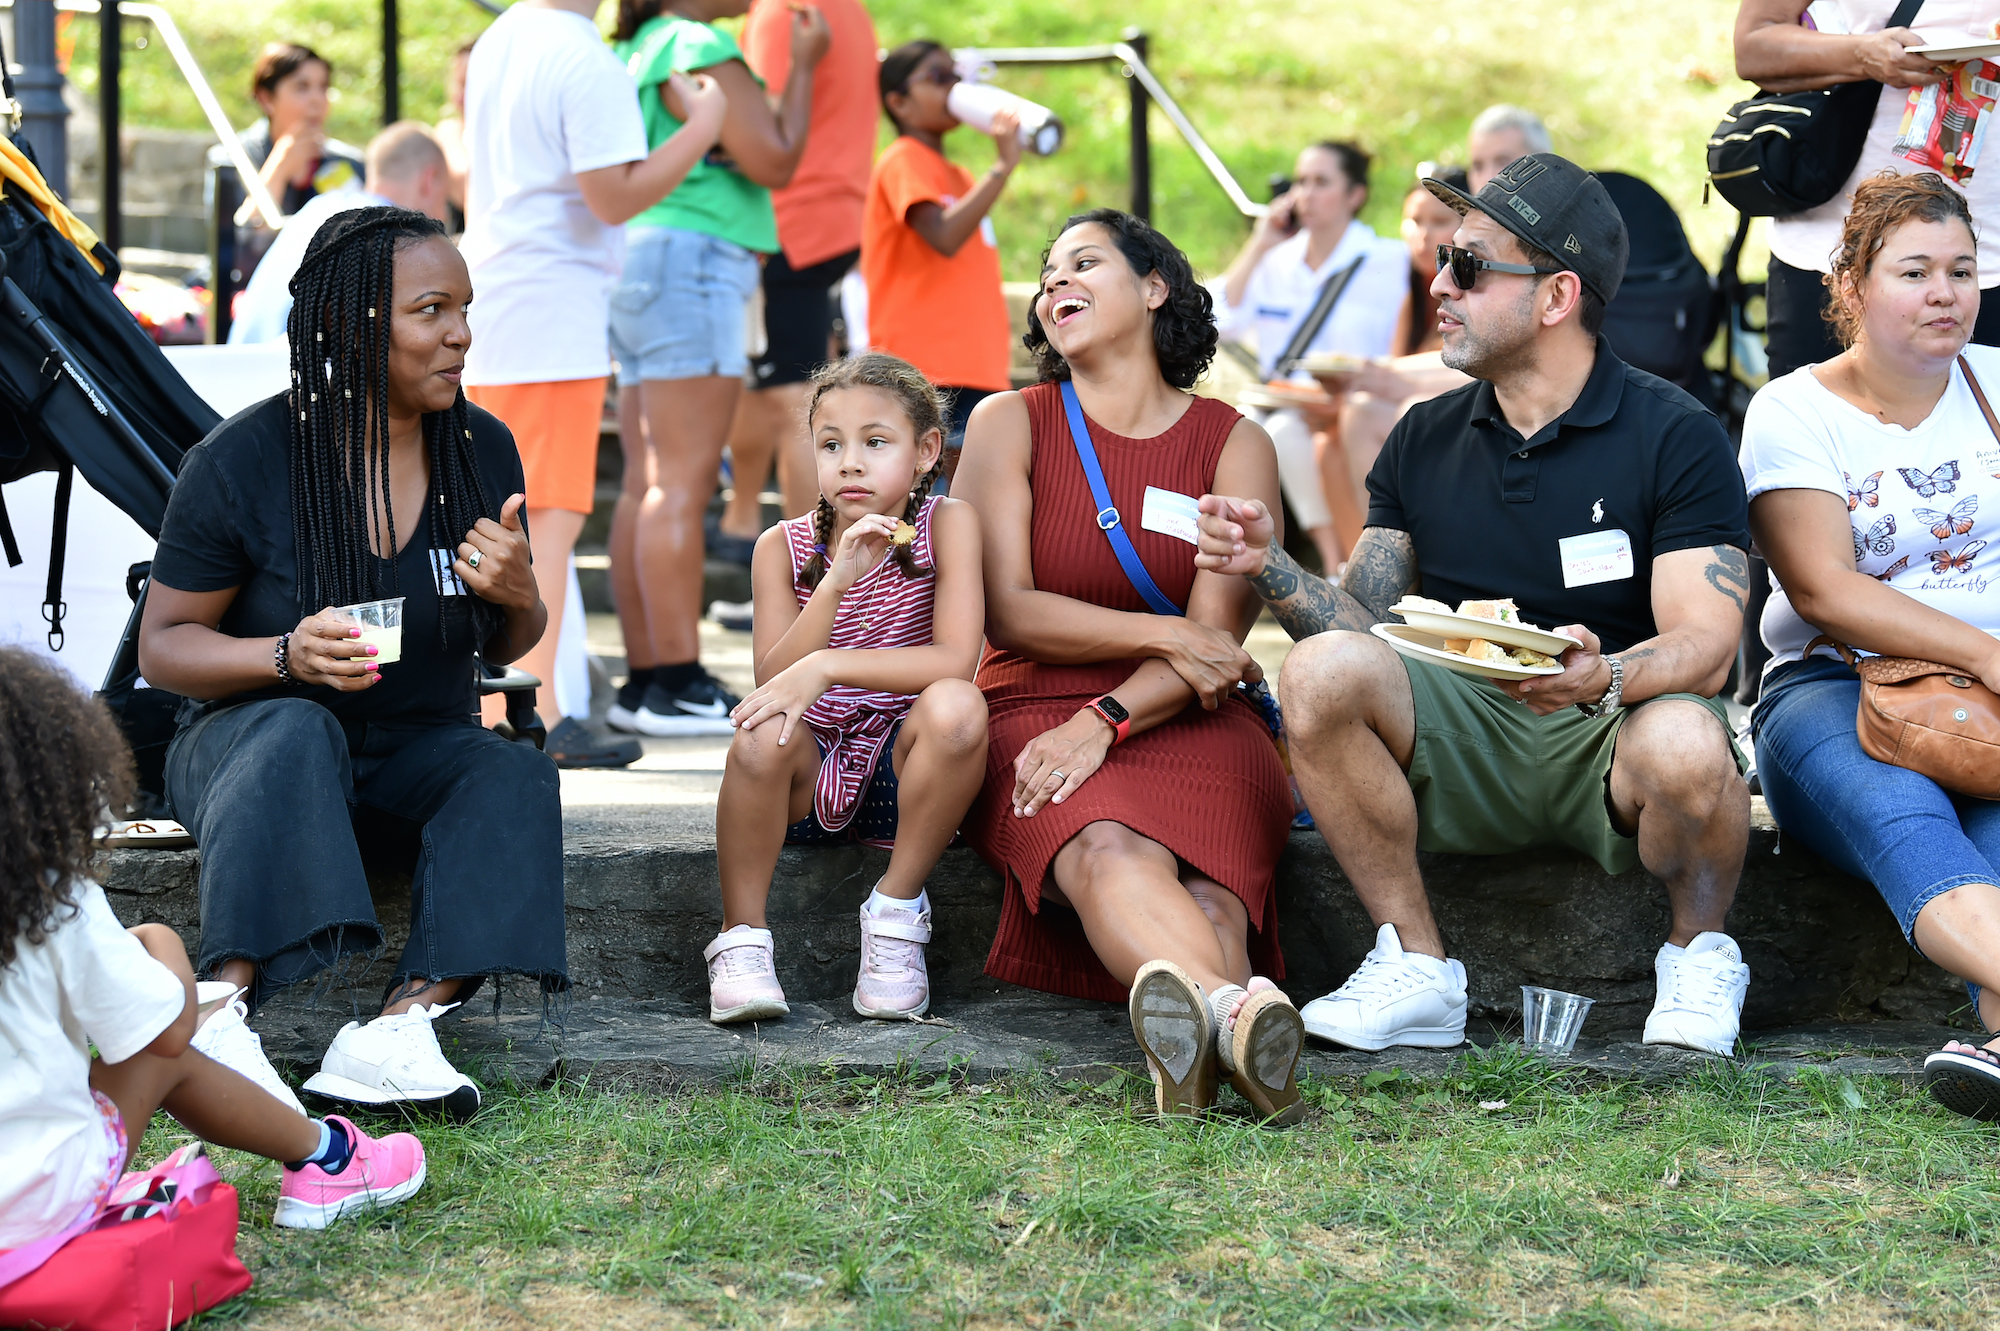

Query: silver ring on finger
[466,548,482,570]
[1049,769,1066,782]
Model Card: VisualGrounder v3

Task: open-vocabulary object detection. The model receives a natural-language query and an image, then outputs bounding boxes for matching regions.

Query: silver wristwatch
[1577,654,1624,718]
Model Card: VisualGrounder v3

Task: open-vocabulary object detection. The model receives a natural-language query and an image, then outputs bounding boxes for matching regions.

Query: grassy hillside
[63,0,1760,278]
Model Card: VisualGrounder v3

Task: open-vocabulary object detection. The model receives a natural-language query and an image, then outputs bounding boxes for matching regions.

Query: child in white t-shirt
[0,649,426,1250]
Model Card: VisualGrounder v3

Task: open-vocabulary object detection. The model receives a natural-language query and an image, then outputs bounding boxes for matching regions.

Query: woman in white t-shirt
[0,649,424,1252]
[1742,171,2000,1119]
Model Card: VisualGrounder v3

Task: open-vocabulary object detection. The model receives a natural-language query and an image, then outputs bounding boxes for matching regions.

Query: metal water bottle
[946,80,1064,156]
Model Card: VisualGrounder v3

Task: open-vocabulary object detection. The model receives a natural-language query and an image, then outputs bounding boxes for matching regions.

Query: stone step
[103,783,1965,1051]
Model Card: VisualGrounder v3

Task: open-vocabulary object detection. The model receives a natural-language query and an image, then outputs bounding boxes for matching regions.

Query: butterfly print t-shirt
[1739,344,2000,671]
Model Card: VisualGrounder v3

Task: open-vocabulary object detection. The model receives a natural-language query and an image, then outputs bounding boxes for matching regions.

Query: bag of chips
[1894,41,2000,183]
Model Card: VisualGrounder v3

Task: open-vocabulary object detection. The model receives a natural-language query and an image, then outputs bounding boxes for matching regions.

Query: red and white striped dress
[780,496,942,835]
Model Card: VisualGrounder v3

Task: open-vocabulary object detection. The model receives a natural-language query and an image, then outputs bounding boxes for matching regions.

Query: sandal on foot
[1924,1040,2000,1121]
[1129,961,1216,1117]
[1219,985,1307,1128]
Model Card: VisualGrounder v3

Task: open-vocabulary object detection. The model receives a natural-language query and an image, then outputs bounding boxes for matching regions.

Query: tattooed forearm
[1702,544,1751,615]
[1247,528,1416,642]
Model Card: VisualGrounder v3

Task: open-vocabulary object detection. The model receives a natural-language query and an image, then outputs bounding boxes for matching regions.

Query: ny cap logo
[1508,195,1542,226]
[1492,157,1549,192]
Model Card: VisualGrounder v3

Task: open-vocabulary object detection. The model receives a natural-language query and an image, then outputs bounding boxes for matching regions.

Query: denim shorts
[609,226,761,386]
[1754,655,2000,972]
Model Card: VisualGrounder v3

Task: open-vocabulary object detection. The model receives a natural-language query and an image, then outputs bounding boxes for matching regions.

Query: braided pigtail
[801,351,950,585]
[798,494,836,591]
[890,452,942,580]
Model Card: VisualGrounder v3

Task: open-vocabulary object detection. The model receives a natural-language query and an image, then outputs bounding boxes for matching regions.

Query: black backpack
[1595,172,1720,408]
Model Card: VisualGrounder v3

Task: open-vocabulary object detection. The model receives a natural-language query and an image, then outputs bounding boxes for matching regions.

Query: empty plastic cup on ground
[331,596,405,665]
[1520,985,1594,1056]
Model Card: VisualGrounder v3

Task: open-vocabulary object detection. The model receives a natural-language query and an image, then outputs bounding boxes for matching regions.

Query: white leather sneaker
[302,1002,480,1120]
[192,996,307,1116]
[1643,932,1749,1057]
[1300,922,1468,1051]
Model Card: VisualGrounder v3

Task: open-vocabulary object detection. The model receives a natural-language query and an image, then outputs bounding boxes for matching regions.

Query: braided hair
[797,352,947,591]
[285,206,498,648]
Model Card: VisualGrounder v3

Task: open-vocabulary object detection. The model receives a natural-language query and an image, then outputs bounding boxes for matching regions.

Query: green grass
[156,1050,2000,1329]
[65,0,1764,281]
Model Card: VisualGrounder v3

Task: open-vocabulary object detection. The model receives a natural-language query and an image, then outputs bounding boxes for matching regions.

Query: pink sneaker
[706,926,789,1023]
[273,1116,426,1230]
[852,904,932,1019]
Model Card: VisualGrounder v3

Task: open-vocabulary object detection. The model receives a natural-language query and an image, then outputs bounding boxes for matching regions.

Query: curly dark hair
[1023,209,1218,391]
[0,646,135,969]
[1827,170,1979,350]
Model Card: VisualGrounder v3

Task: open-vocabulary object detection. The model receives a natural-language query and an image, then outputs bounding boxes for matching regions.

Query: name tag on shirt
[979,216,997,249]
[433,548,468,596]
[1558,529,1634,588]
[1140,486,1201,545]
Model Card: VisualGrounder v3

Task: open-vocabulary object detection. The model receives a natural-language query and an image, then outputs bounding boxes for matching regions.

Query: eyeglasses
[1435,243,1565,292]
[912,63,959,88]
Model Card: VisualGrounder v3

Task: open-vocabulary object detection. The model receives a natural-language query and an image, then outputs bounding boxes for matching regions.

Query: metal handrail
[11,0,285,227]
[959,41,1267,220]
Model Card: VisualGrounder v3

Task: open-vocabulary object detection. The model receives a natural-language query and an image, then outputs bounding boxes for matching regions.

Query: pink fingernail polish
[367,645,379,656]
[348,628,361,637]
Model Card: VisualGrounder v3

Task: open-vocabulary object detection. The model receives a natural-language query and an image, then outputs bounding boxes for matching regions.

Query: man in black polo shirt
[1196,154,1754,1057]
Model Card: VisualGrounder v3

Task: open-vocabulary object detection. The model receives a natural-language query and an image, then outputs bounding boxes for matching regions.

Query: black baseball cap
[1424,153,1629,305]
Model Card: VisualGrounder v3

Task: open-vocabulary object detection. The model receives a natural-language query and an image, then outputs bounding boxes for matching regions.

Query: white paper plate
[1909,38,2000,62]
[1237,384,1333,411]
[1300,351,1364,376]
[1389,601,1581,656]
[1371,622,1565,681]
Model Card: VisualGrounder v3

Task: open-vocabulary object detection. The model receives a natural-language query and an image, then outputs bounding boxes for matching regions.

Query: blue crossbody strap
[1060,380,1183,617]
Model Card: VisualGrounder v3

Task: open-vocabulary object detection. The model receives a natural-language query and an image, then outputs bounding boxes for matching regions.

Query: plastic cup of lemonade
[331,596,405,665]
[1519,985,1595,1057]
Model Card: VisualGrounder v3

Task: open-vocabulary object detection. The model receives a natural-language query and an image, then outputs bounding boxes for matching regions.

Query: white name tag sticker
[1558,528,1635,588]
[433,548,469,596]
[1140,486,1201,545]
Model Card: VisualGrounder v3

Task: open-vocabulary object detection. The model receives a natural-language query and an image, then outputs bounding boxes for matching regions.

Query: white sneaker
[192,997,307,1116]
[1644,932,1749,1057]
[302,1002,480,1120]
[1300,923,1468,1051]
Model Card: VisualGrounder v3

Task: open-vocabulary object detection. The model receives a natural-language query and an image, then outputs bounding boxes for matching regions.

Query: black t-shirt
[149,393,526,725]
[1366,339,1749,656]
[236,123,367,216]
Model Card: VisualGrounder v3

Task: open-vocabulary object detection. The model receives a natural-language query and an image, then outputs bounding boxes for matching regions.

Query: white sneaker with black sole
[1300,922,1468,1051]
[302,1002,481,1120]
[632,672,740,736]
[1643,931,1749,1057]
[192,996,307,1115]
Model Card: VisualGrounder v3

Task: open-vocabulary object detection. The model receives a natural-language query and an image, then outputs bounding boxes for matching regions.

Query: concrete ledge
[104,798,1964,1049]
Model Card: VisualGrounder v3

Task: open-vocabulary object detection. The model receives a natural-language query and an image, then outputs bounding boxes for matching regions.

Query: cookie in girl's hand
[891,521,917,547]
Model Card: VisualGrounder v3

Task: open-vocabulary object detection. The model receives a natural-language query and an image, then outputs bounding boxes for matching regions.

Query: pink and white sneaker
[706,925,790,1023]
[272,1116,426,1230]
[853,904,932,1019]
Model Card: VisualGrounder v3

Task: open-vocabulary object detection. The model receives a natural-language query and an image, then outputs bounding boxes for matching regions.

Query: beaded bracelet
[274,632,297,685]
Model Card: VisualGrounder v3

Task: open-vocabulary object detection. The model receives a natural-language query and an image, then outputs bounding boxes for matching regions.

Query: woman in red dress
[954,210,1304,1124]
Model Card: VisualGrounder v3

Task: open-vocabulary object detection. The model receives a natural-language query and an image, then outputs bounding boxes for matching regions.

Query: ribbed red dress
[967,383,1292,1002]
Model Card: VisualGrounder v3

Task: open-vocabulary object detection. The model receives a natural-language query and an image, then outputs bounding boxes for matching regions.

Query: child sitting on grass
[0,647,424,1247]
[709,352,988,1022]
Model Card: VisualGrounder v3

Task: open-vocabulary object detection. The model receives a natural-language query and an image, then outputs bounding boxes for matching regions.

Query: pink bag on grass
[0,1143,253,1331]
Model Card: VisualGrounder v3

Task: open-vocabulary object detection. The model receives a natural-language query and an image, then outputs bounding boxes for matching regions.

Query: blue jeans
[609,226,761,385]
[1753,656,1995,1007]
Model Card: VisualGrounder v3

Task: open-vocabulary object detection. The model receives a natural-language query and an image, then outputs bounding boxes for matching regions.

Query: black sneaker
[633,670,740,736]
[544,717,642,769]
[605,674,650,734]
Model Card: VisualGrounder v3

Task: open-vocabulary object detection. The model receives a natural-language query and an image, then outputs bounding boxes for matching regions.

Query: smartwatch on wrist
[1086,694,1131,744]
[1576,654,1624,719]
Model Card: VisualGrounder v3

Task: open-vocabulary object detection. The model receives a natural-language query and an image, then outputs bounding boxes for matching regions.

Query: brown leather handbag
[1798,356,2000,798]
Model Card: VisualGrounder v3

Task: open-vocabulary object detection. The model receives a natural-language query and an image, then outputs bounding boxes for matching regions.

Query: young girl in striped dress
[710,353,989,1022]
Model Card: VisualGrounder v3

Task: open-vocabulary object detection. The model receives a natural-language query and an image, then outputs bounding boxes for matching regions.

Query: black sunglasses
[910,63,959,89]
[1435,243,1565,291]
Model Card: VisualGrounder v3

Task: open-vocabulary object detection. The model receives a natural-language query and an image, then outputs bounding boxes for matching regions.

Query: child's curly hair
[1826,170,1979,349]
[0,646,135,968]
[798,352,949,591]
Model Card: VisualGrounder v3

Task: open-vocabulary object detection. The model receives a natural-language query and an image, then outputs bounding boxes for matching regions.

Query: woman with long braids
[953,210,1305,1125]
[138,207,561,1119]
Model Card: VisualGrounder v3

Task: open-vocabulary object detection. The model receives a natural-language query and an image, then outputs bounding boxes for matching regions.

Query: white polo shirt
[1214,221,1410,381]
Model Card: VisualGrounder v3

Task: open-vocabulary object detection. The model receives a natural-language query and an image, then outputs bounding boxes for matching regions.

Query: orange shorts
[465,378,605,516]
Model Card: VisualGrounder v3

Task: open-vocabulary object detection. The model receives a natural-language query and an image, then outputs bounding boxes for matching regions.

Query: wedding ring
[466,549,482,569]
[1050,769,1066,781]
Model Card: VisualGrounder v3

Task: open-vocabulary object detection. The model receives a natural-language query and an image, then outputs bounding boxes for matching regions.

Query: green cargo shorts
[1400,656,1745,875]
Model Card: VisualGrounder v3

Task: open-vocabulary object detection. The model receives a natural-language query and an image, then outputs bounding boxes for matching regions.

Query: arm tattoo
[1701,544,1751,615]
[1247,528,1417,642]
